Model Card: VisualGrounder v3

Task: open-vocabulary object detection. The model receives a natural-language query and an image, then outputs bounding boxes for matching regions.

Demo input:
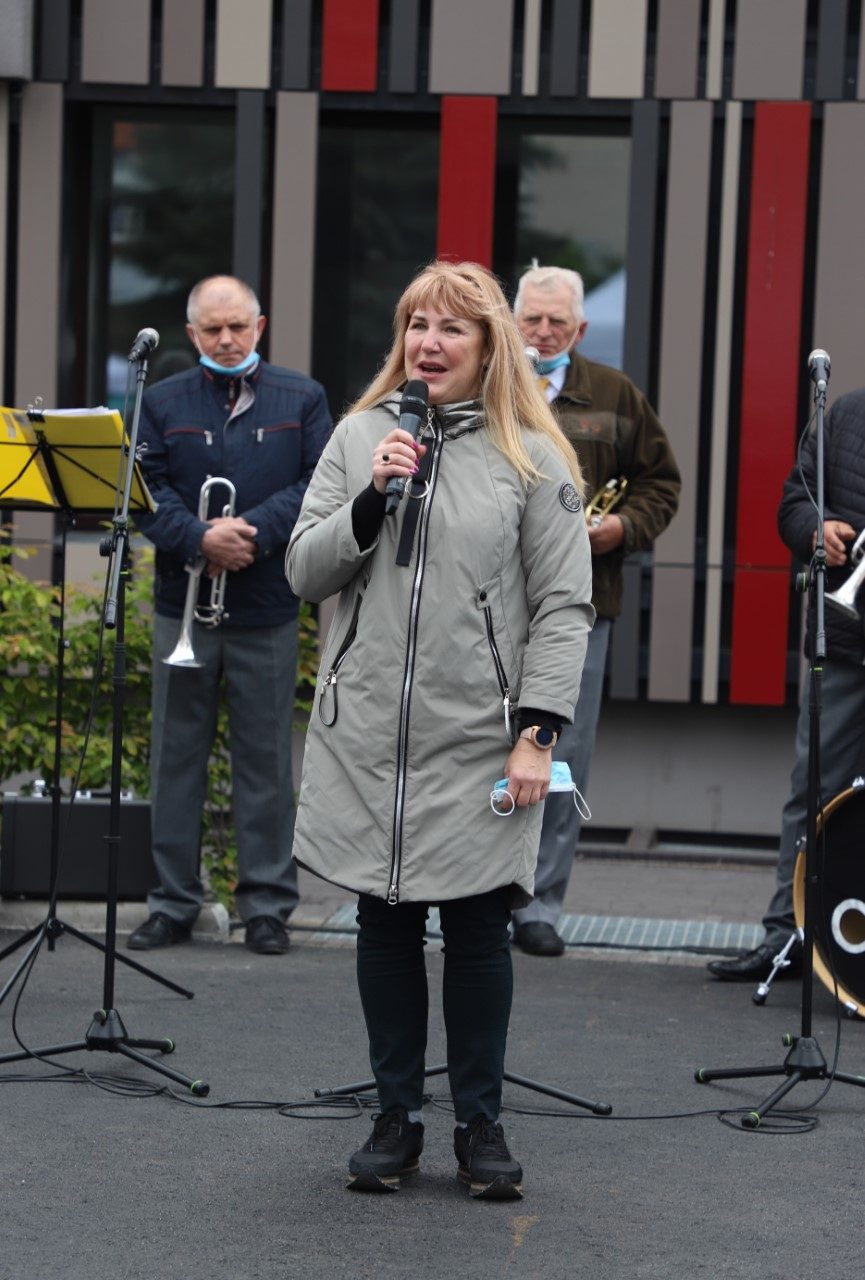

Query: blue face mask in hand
[490,761,591,818]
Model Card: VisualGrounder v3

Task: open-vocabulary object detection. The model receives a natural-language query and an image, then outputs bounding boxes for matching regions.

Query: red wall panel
[321,0,380,92]
[730,102,811,705]
[436,97,497,267]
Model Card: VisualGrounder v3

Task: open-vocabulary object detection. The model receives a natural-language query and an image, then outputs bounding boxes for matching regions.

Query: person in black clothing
[709,387,865,982]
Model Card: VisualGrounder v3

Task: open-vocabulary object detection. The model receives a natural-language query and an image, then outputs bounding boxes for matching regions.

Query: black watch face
[535,726,555,747]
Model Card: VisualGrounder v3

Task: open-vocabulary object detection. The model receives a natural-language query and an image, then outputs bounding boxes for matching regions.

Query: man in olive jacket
[512,263,681,955]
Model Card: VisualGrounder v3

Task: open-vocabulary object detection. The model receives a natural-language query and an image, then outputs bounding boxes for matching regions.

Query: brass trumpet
[585,476,628,528]
[163,476,237,668]
[826,528,865,620]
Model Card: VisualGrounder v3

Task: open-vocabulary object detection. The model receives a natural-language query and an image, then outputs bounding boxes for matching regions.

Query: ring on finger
[382,453,390,463]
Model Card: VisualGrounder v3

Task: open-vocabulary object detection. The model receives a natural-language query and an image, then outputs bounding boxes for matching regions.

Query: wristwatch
[519,725,558,751]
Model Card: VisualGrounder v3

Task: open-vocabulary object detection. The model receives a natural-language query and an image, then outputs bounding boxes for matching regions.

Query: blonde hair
[350,261,583,491]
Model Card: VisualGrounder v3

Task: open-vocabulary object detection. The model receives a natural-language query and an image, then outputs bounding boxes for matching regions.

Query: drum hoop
[794,782,865,1013]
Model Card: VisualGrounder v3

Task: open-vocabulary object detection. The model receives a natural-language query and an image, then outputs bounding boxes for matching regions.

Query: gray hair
[186,275,261,325]
[513,262,585,325]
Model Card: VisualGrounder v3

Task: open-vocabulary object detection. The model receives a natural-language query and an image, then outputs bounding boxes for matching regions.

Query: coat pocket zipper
[318,593,362,727]
[482,603,516,742]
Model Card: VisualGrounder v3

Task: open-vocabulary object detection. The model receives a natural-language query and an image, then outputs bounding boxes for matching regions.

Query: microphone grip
[384,475,406,516]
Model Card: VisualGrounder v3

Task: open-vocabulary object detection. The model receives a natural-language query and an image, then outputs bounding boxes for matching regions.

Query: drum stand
[695,365,865,1127]
[751,928,804,1006]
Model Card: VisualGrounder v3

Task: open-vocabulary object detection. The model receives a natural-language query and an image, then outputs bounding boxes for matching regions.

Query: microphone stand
[0,349,208,1095]
[694,362,865,1126]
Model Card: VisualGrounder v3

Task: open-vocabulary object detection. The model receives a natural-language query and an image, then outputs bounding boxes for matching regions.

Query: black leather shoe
[245,915,290,955]
[454,1115,523,1199]
[707,942,802,982]
[512,921,565,957]
[127,913,191,951]
[348,1108,424,1192]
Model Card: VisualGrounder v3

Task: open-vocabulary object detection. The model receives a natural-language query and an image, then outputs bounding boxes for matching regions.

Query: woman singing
[286,261,593,1199]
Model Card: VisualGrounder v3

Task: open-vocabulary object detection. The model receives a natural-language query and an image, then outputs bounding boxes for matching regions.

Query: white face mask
[490,761,592,819]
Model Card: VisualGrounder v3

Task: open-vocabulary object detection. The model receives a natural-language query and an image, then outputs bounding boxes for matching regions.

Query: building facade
[1,0,863,838]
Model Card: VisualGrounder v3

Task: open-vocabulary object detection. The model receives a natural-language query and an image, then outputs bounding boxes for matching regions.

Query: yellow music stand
[0,404,154,513]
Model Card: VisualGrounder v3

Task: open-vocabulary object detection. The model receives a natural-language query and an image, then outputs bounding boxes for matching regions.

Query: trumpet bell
[163,635,204,668]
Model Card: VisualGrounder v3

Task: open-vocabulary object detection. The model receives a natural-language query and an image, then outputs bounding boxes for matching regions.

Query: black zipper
[318,593,362,727]
[387,410,442,904]
[482,604,515,740]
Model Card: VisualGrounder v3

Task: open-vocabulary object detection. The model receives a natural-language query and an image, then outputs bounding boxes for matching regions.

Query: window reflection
[95,115,235,409]
[504,131,630,369]
[313,124,439,417]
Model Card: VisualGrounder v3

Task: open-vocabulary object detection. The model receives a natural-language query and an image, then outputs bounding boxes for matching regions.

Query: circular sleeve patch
[559,482,582,513]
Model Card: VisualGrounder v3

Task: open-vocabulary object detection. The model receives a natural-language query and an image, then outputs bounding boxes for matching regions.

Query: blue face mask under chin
[535,351,571,376]
[199,350,261,377]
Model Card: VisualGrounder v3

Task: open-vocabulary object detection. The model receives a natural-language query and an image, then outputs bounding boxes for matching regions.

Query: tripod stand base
[695,1034,865,1128]
[0,1006,209,1095]
[315,1063,613,1116]
[0,915,194,1009]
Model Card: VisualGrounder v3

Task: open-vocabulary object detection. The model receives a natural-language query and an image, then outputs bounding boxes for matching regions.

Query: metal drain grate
[315,904,761,954]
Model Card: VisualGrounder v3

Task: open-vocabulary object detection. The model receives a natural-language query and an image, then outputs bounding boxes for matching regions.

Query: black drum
[794,783,865,1016]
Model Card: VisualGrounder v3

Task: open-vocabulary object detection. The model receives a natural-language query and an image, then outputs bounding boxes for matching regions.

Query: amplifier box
[0,794,156,900]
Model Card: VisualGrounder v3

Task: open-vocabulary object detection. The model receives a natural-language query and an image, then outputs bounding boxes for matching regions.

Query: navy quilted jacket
[135,361,332,627]
[778,388,865,665]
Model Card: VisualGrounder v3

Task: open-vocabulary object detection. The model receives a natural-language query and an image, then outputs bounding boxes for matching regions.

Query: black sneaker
[454,1115,523,1199]
[347,1108,424,1192]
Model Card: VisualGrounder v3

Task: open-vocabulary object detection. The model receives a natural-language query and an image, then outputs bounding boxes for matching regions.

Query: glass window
[497,127,631,369]
[313,121,439,417]
[89,111,235,410]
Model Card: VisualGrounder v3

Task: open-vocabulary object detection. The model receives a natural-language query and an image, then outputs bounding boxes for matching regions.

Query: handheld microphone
[808,349,831,395]
[385,380,430,516]
[524,346,540,368]
[129,328,160,361]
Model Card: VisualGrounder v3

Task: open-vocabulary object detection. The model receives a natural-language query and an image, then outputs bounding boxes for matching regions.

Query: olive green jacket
[555,355,681,619]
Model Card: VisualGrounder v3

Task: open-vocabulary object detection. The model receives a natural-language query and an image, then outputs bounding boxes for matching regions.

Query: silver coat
[286,400,594,905]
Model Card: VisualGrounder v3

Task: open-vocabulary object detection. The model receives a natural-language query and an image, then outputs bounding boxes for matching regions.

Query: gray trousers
[149,613,300,927]
[761,659,865,948]
[513,619,612,928]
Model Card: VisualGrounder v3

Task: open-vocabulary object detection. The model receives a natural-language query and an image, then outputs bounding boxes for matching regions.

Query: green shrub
[0,534,317,912]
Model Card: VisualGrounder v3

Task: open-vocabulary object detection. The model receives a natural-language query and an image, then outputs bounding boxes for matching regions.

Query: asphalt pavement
[1,853,863,1280]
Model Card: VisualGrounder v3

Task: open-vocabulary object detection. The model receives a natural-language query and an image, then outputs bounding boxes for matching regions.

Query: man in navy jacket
[130,275,331,955]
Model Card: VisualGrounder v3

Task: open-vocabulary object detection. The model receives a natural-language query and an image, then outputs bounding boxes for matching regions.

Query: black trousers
[355,886,513,1123]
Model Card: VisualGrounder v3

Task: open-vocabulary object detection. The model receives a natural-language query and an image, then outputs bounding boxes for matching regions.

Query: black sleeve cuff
[352,482,388,551]
[516,707,564,737]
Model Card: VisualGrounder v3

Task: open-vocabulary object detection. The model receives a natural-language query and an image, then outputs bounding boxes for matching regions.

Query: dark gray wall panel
[649,102,713,702]
[622,101,659,398]
[0,87,7,395]
[732,0,806,99]
[281,0,313,89]
[161,0,205,87]
[389,0,421,93]
[429,0,514,95]
[550,0,582,98]
[0,0,33,80]
[608,560,642,700]
[38,0,70,81]
[654,0,700,98]
[813,105,865,399]
[81,0,151,85]
[815,0,849,101]
[233,92,266,301]
[270,93,318,374]
[616,101,660,698]
[15,84,62,408]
